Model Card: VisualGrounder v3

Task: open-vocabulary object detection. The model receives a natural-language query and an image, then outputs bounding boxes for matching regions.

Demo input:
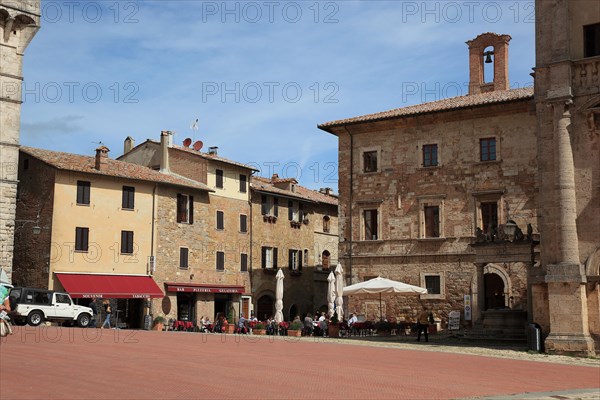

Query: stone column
[544,100,595,355]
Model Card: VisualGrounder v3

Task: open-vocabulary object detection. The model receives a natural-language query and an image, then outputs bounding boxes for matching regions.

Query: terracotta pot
[288,329,302,337]
[253,329,266,335]
[328,325,340,338]
[152,323,164,331]
[226,325,236,334]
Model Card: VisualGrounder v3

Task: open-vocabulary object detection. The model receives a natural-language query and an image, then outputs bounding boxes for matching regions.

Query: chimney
[95,146,109,171]
[319,187,333,195]
[271,173,279,182]
[466,33,511,95]
[208,146,218,155]
[123,136,135,154]
[160,131,171,172]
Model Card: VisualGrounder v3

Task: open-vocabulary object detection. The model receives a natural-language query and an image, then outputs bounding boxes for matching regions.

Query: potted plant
[288,321,303,337]
[375,320,393,336]
[225,308,236,334]
[253,322,266,335]
[327,312,340,338]
[152,316,167,331]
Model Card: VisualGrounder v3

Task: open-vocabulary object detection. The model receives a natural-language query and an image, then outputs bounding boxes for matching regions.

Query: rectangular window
[121,231,134,254]
[323,216,330,233]
[584,23,600,58]
[261,195,268,215]
[216,211,224,230]
[239,174,247,193]
[122,186,135,209]
[177,194,194,224]
[480,138,496,161]
[423,144,438,167]
[363,151,378,173]
[425,275,441,295]
[304,249,308,265]
[481,202,498,235]
[179,248,189,270]
[216,251,225,271]
[216,169,224,189]
[261,247,278,269]
[261,195,278,217]
[76,181,90,205]
[424,206,440,238]
[240,253,248,272]
[75,227,89,252]
[288,249,302,271]
[299,203,304,222]
[363,209,378,240]
[240,214,248,233]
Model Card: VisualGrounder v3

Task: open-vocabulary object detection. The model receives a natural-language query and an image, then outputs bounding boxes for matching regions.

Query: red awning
[56,274,164,299]
[165,282,245,294]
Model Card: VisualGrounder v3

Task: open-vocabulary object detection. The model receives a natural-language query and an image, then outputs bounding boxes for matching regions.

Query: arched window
[323,215,330,233]
[322,250,331,270]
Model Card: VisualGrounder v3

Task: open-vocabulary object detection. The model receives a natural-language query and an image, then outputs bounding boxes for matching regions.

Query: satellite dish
[193,141,203,151]
[183,138,192,148]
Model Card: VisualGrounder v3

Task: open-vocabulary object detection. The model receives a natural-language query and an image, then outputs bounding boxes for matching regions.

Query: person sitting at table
[237,313,249,334]
[348,313,358,336]
[303,313,314,336]
[318,312,328,337]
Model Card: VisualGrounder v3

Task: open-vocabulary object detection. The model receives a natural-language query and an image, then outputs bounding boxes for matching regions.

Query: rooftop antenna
[190,118,199,140]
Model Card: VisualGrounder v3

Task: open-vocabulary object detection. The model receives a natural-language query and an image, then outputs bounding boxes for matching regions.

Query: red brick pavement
[1,327,598,400]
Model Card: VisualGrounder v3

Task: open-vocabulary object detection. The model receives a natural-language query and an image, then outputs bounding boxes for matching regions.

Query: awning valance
[56,273,164,299]
[165,282,245,294]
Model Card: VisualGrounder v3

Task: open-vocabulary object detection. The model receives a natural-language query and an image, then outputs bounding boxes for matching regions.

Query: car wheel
[77,313,91,328]
[27,311,43,326]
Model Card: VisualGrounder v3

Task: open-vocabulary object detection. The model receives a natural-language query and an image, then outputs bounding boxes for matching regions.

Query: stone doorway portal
[256,295,274,321]
[484,273,506,310]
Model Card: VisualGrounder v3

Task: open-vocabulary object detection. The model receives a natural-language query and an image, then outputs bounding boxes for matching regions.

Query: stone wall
[0,0,40,282]
[11,155,54,288]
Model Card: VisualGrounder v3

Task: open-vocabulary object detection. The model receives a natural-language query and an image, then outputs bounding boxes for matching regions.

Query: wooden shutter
[298,250,303,271]
[288,249,293,269]
[273,248,278,268]
[261,247,266,269]
[274,198,279,217]
[177,194,183,223]
[217,211,224,229]
[189,196,194,224]
[288,201,293,221]
[261,195,267,215]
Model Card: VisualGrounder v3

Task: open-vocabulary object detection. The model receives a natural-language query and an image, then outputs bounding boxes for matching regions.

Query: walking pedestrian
[101,299,112,329]
[416,306,430,342]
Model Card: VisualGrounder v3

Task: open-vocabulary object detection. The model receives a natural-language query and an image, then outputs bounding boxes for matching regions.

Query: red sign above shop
[56,273,164,299]
[165,283,245,294]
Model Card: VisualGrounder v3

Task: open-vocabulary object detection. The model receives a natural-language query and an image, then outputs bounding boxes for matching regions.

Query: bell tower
[466,33,511,95]
[0,0,40,283]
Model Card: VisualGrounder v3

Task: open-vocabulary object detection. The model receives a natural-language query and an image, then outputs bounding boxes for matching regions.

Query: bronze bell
[484,51,494,64]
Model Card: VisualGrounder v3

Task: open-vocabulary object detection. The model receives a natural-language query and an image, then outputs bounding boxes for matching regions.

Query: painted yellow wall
[207,162,249,201]
[48,170,155,289]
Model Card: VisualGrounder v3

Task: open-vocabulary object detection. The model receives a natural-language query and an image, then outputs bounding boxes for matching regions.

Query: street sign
[449,310,461,330]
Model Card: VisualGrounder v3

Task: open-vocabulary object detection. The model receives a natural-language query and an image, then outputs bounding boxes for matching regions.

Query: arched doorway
[484,273,505,310]
[256,295,274,321]
[289,304,298,320]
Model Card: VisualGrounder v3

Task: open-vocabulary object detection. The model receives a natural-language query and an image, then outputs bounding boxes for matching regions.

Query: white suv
[9,287,93,328]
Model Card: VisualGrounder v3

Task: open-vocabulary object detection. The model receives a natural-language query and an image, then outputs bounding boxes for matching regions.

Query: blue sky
[20,0,535,191]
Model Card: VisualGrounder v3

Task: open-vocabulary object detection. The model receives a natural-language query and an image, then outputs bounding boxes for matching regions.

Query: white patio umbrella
[327,271,336,317]
[342,276,427,320]
[274,269,284,324]
[334,263,344,318]
[0,268,10,285]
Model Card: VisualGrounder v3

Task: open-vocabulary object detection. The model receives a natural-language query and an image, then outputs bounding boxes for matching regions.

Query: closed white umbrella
[274,269,284,324]
[334,263,344,318]
[343,276,427,320]
[327,271,336,317]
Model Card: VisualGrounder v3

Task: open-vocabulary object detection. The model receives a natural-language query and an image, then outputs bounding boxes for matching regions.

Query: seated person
[237,314,248,334]
[303,313,314,336]
[201,316,212,333]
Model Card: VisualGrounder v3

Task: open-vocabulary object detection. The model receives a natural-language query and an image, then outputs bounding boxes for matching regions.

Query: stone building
[319,33,539,328]
[12,146,211,328]
[0,0,39,283]
[250,175,338,320]
[119,132,255,323]
[532,0,599,355]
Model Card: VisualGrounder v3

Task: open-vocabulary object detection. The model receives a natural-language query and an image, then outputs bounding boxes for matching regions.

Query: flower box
[288,329,302,337]
[225,324,236,334]
[327,325,340,338]
[254,329,266,335]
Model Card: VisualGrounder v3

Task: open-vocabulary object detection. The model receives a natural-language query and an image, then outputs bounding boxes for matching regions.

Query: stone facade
[0,0,39,283]
[120,134,254,324]
[533,0,599,355]
[320,34,538,329]
[250,176,338,321]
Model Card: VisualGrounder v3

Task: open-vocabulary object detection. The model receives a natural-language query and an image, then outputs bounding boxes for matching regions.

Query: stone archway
[483,263,511,309]
[256,294,274,321]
